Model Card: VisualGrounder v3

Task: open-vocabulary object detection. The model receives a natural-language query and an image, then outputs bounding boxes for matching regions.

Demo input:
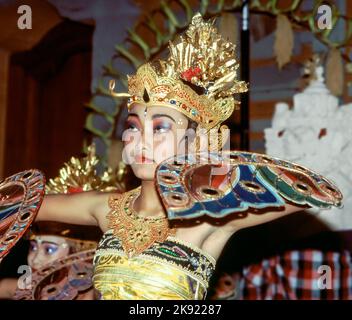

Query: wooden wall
[0,0,62,179]
[2,20,93,179]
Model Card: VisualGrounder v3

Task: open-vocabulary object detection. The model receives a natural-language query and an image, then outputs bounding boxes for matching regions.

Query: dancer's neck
[133,180,165,218]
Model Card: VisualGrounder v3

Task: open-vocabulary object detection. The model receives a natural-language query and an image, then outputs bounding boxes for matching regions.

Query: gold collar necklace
[107,187,176,258]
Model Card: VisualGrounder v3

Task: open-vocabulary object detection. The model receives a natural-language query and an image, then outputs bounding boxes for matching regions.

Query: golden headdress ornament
[110,13,248,130]
[45,143,125,194]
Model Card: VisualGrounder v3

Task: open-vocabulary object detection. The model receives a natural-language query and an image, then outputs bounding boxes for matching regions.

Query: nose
[138,119,153,153]
[30,251,45,270]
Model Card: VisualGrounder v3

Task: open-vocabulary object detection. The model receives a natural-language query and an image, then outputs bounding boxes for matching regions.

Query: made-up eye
[29,241,38,252]
[44,244,59,256]
[153,123,172,134]
[125,123,140,132]
[124,116,141,133]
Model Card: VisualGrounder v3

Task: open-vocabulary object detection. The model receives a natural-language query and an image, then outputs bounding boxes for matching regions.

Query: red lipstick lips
[135,154,154,164]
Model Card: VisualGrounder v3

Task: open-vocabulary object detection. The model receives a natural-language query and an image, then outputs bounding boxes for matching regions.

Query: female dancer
[32,13,341,300]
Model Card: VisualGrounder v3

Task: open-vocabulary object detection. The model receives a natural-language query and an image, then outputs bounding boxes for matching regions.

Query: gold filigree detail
[107,187,177,258]
[46,144,126,194]
[109,13,248,131]
[164,13,247,98]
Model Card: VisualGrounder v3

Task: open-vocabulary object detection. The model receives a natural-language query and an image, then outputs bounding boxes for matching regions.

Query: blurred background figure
[0,221,101,299]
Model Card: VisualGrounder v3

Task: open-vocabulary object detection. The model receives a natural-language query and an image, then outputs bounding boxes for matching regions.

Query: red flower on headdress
[181,67,202,82]
[68,186,84,193]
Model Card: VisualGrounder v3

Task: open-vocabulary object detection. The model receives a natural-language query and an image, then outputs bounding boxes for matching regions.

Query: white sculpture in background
[264,55,352,231]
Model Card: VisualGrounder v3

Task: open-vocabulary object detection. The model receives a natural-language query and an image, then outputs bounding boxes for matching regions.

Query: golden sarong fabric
[93,230,216,300]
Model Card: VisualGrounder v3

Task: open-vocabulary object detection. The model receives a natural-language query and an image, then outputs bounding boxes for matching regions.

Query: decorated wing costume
[0,13,343,300]
[93,13,342,300]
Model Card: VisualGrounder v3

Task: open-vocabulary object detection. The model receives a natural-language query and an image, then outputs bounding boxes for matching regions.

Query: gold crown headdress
[110,13,248,130]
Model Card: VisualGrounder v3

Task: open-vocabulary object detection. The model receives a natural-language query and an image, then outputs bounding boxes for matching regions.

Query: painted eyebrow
[127,112,176,123]
[41,241,60,246]
[126,113,139,119]
[151,114,176,123]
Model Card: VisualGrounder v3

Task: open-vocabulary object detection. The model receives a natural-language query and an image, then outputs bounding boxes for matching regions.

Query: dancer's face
[122,104,189,180]
[27,236,70,271]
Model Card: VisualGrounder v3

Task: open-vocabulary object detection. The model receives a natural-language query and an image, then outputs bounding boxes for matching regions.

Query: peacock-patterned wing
[155,151,343,220]
[0,170,45,263]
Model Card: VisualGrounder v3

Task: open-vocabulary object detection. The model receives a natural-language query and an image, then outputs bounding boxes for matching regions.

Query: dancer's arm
[222,203,306,233]
[35,191,106,226]
[0,278,17,299]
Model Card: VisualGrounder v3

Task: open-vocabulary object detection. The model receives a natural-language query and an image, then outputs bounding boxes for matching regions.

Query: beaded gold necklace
[107,186,176,258]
